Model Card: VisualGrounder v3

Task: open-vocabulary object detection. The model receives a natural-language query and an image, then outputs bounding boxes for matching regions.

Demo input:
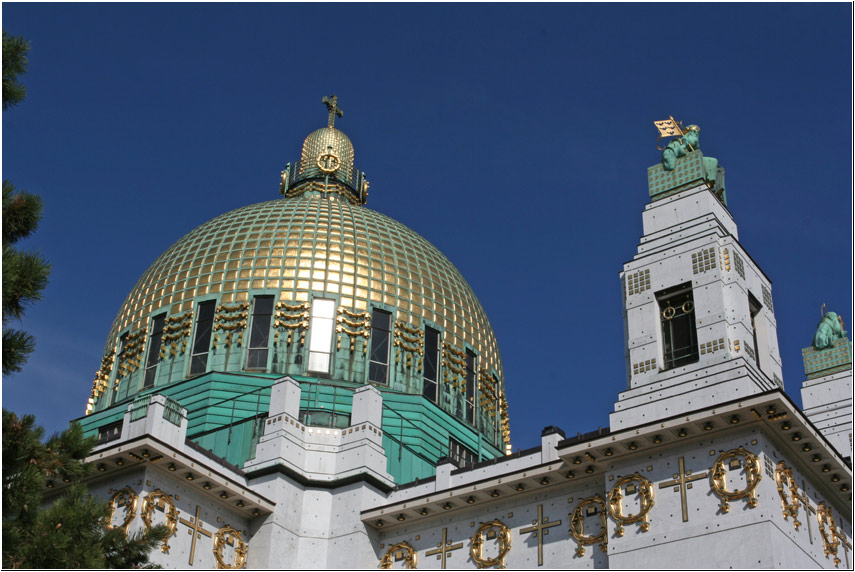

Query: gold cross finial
[322,95,343,128]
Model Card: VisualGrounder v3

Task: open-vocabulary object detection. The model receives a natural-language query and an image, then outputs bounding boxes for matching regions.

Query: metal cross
[520,504,562,566]
[797,480,816,545]
[178,505,213,566]
[425,527,463,569]
[658,456,708,522]
[839,532,852,568]
[322,95,343,128]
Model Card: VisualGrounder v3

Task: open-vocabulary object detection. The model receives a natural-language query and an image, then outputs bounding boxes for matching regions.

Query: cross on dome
[322,94,343,128]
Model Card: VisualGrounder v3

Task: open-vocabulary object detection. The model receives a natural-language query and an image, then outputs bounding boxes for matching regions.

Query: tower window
[246,296,274,370]
[189,300,216,375]
[143,314,166,388]
[368,309,392,384]
[307,298,335,374]
[449,437,477,469]
[748,293,762,370]
[465,349,477,424]
[423,326,440,402]
[658,284,699,370]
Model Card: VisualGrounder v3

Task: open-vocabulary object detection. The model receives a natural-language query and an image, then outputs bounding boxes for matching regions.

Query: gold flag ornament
[654,116,686,150]
[654,117,685,138]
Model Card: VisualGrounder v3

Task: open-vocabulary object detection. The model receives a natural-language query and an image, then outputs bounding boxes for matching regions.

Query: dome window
[368,309,392,385]
[423,326,441,402]
[464,350,477,424]
[246,296,275,370]
[189,301,216,375]
[307,298,336,374]
[143,314,166,388]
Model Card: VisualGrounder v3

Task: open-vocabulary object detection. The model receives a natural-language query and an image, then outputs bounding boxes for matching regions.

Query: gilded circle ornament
[140,489,179,554]
[773,462,801,531]
[816,502,842,566]
[105,486,138,534]
[607,473,655,537]
[569,495,608,557]
[212,525,248,569]
[662,304,676,320]
[316,148,341,174]
[379,541,417,569]
[470,520,512,569]
[710,447,762,513]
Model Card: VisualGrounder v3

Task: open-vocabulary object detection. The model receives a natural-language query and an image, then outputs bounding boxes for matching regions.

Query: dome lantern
[280,95,369,205]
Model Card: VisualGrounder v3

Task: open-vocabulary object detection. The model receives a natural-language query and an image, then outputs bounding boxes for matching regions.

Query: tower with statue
[43,103,851,568]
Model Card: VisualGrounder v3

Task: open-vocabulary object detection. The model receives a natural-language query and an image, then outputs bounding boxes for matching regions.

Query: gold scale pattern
[103,195,503,385]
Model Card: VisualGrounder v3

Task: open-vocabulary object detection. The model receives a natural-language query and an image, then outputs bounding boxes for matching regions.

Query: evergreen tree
[3,30,29,110]
[2,30,50,375]
[2,410,169,568]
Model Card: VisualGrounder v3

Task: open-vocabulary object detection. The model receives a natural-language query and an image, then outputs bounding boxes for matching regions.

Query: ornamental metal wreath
[607,473,655,537]
[710,447,762,513]
[569,495,608,557]
[470,519,512,569]
[379,541,417,569]
[140,489,179,554]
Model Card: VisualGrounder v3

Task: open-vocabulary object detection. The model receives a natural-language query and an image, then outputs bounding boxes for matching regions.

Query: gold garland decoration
[817,503,841,566]
[217,303,249,313]
[140,489,179,553]
[338,315,369,329]
[277,301,309,312]
[379,541,417,569]
[774,461,801,531]
[710,447,762,513]
[105,486,138,535]
[394,319,422,336]
[607,473,655,536]
[338,306,369,319]
[470,519,512,569]
[569,495,608,556]
[212,525,248,569]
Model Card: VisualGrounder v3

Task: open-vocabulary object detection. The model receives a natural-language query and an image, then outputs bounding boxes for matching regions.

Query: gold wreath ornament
[105,486,139,535]
[212,525,248,569]
[470,520,512,569]
[140,489,179,553]
[774,462,801,530]
[569,495,608,556]
[379,541,418,569]
[607,473,655,537]
[816,503,841,566]
[710,447,762,513]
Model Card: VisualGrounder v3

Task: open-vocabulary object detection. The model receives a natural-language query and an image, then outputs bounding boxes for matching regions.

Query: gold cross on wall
[425,527,463,569]
[178,505,213,566]
[658,456,708,522]
[520,504,562,566]
[798,481,817,545]
[322,95,343,128]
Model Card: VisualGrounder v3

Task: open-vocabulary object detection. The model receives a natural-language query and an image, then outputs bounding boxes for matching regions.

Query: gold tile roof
[106,195,503,378]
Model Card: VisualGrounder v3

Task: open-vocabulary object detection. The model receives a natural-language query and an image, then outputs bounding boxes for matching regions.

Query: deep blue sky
[3,3,852,451]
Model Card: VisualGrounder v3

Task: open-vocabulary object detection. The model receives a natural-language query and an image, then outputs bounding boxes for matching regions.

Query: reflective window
[449,437,477,469]
[308,298,335,373]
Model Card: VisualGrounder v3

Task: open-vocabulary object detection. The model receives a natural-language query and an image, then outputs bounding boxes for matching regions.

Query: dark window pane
[368,309,391,384]
[144,314,166,388]
[190,301,216,375]
[247,296,274,371]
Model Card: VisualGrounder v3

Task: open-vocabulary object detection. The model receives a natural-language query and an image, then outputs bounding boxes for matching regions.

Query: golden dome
[299,127,354,184]
[105,195,503,381]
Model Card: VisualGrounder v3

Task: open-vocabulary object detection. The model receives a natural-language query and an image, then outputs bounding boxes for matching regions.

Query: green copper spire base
[802,338,852,380]
[647,150,727,206]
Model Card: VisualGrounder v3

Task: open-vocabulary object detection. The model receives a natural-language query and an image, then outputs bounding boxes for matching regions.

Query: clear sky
[2,3,852,451]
